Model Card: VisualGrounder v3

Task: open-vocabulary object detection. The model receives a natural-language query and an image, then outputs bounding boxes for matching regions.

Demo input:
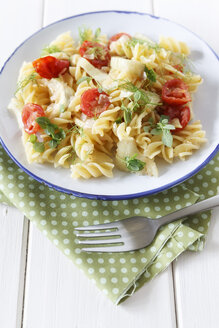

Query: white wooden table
[0,1,219,327]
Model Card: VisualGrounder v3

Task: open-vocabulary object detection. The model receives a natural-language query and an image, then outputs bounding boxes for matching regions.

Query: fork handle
[157,194,219,227]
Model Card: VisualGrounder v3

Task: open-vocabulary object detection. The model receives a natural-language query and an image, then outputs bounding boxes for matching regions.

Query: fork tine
[81,245,128,253]
[75,222,119,231]
[78,238,122,245]
[76,231,120,238]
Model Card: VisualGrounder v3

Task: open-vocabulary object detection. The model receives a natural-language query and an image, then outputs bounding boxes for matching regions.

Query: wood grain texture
[153,0,219,52]
[0,205,27,328]
[44,0,153,25]
[173,209,219,328]
[0,0,44,69]
[0,1,43,327]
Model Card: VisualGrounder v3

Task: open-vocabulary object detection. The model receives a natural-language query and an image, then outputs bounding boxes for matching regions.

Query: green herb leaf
[124,110,132,124]
[165,124,176,130]
[118,81,157,109]
[121,103,132,124]
[35,117,51,129]
[35,117,66,147]
[15,73,38,94]
[33,142,45,153]
[143,126,150,133]
[128,38,160,51]
[162,129,173,148]
[125,154,145,172]
[78,26,91,43]
[134,90,142,102]
[54,129,66,141]
[49,139,58,149]
[151,128,162,135]
[151,115,175,147]
[59,104,66,113]
[160,115,169,123]
[76,76,92,85]
[144,66,156,82]
[115,117,122,124]
[29,134,37,143]
[94,27,101,41]
[41,45,61,57]
[68,125,84,136]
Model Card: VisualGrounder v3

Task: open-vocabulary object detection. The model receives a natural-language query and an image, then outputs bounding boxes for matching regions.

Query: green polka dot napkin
[0,143,218,304]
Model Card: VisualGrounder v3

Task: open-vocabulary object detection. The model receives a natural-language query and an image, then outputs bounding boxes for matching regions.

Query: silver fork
[75,195,219,252]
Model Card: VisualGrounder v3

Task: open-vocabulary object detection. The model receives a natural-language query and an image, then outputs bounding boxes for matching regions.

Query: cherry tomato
[32,56,69,79]
[163,105,190,131]
[22,103,45,134]
[162,78,191,105]
[81,88,110,118]
[79,41,111,69]
[108,32,131,46]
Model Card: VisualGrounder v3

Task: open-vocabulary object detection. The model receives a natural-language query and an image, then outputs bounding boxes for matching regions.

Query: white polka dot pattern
[0,144,218,304]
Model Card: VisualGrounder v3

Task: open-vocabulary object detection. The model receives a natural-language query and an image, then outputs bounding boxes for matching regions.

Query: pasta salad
[8,27,207,179]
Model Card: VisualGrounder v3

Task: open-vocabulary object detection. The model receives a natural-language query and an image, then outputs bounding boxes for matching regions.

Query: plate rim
[0,10,218,200]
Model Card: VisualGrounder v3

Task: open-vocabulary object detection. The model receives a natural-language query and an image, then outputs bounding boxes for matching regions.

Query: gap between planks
[18,218,30,328]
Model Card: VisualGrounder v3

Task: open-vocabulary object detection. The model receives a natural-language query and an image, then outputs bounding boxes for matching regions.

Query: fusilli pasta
[8,27,206,179]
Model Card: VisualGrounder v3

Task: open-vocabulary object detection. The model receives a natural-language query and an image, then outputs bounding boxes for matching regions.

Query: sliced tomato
[163,105,190,131]
[32,56,69,79]
[108,32,131,46]
[79,41,111,69]
[162,78,191,105]
[22,103,45,134]
[81,88,110,118]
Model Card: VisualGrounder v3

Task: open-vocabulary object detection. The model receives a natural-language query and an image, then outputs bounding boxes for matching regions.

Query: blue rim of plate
[0,10,218,200]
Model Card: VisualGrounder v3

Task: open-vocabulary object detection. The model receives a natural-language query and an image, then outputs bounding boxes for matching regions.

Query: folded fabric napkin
[0,143,218,304]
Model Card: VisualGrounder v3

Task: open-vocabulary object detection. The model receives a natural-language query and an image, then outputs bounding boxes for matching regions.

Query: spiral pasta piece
[50,32,76,57]
[71,151,114,178]
[69,54,86,82]
[73,133,94,161]
[159,36,190,55]
[92,106,121,137]
[112,122,131,141]
[71,162,114,178]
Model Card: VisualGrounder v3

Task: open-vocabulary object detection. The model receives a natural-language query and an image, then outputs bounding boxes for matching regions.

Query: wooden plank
[43,0,153,25]
[0,1,43,327]
[23,1,176,327]
[154,1,219,327]
[0,0,44,69]
[153,0,219,51]
[173,209,219,328]
[0,205,28,328]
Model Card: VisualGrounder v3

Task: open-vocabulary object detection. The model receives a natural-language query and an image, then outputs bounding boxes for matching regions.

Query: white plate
[0,10,218,200]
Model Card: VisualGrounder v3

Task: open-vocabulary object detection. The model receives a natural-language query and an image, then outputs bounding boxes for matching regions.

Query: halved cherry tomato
[32,56,69,79]
[108,32,131,46]
[163,105,190,131]
[79,41,111,69]
[81,88,110,118]
[162,78,191,105]
[22,103,45,134]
